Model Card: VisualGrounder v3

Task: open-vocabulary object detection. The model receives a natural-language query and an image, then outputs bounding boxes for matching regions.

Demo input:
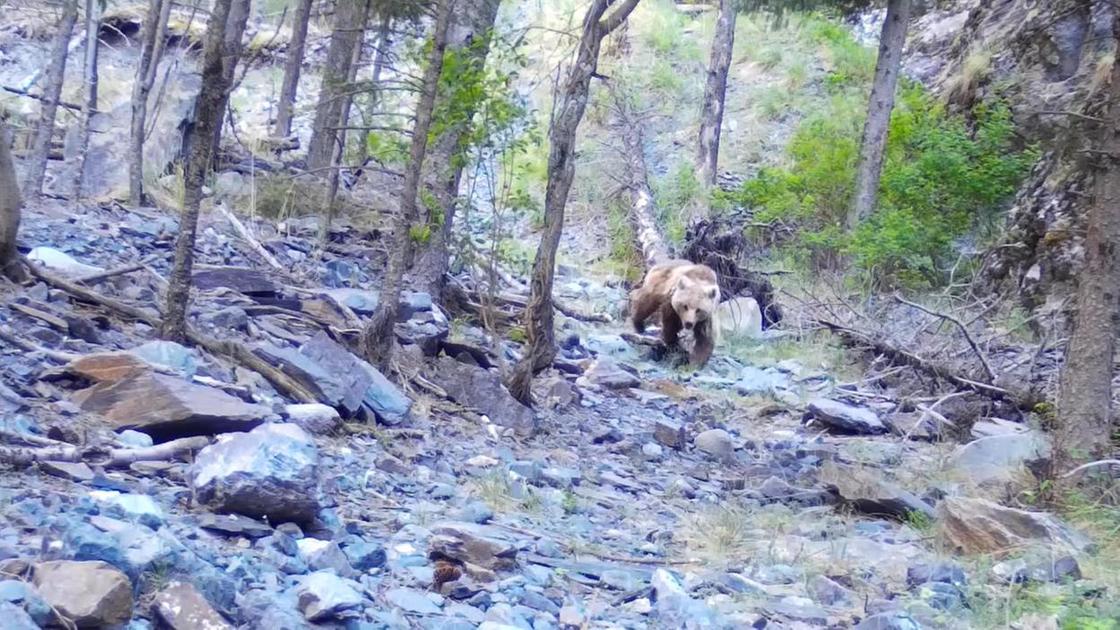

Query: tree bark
[696,0,735,191]
[411,0,503,302]
[612,84,669,270]
[209,0,251,158]
[273,0,314,139]
[846,0,910,231]
[128,0,173,207]
[0,123,27,282]
[69,0,102,200]
[1055,40,1120,468]
[161,0,249,342]
[25,0,79,198]
[361,0,454,368]
[506,0,641,405]
[353,13,393,169]
[306,0,365,173]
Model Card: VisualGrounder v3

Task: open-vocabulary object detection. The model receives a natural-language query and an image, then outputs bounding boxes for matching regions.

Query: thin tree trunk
[354,13,393,169]
[322,0,371,235]
[846,0,910,231]
[129,0,173,207]
[411,0,502,302]
[273,0,314,138]
[25,0,79,198]
[506,0,641,405]
[696,0,735,191]
[306,0,365,173]
[0,123,27,282]
[611,83,668,270]
[69,0,102,200]
[161,0,249,342]
[360,0,454,368]
[210,0,251,158]
[1055,37,1120,468]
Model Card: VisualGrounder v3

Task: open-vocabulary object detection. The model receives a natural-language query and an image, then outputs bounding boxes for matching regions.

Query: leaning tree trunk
[1055,36,1120,468]
[128,0,173,207]
[69,0,102,200]
[273,0,314,139]
[25,0,79,198]
[611,83,669,271]
[161,0,249,342]
[506,0,642,405]
[306,0,365,173]
[208,0,251,159]
[0,123,27,282]
[360,0,454,368]
[696,0,736,191]
[322,0,371,234]
[411,0,503,302]
[846,0,911,231]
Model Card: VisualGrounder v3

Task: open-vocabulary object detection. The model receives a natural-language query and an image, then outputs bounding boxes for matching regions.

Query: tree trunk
[612,84,669,270]
[306,0,365,173]
[25,0,79,198]
[846,0,910,231]
[1055,42,1120,468]
[360,0,454,369]
[0,123,27,283]
[506,0,641,405]
[273,0,314,139]
[354,13,393,170]
[69,0,102,200]
[322,0,371,234]
[411,0,503,302]
[128,0,173,207]
[209,0,251,158]
[161,0,249,342]
[696,0,735,190]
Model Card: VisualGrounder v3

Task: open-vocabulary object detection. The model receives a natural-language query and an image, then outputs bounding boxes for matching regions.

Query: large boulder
[190,423,321,524]
[73,372,269,441]
[820,461,935,521]
[938,497,1092,557]
[807,399,887,435]
[949,431,1050,486]
[33,560,133,628]
[432,357,536,436]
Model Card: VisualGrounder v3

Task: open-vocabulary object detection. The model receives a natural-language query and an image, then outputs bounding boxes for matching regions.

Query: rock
[808,575,854,606]
[295,571,364,622]
[579,358,640,390]
[74,372,268,441]
[429,522,518,570]
[992,553,1081,584]
[152,581,232,630]
[906,562,966,588]
[970,417,1030,439]
[694,429,734,459]
[298,332,375,417]
[27,247,104,276]
[459,501,495,524]
[884,412,941,441]
[355,359,412,425]
[117,429,154,448]
[654,418,687,450]
[938,497,1092,557]
[341,539,386,571]
[386,587,442,615]
[197,514,273,539]
[128,341,198,378]
[190,423,321,523]
[40,460,95,482]
[856,612,922,630]
[296,538,355,576]
[559,604,583,627]
[63,351,151,383]
[284,403,342,435]
[949,432,1050,486]
[0,602,38,630]
[917,580,966,611]
[717,296,763,338]
[808,398,887,435]
[642,442,664,459]
[199,306,249,331]
[733,365,791,396]
[34,560,133,627]
[192,266,276,295]
[433,357,536,436]
[765,599,829,625]
[326,288,380,314]
[0,580,52,626]
[88,490,164,526]
[820,460,935,521]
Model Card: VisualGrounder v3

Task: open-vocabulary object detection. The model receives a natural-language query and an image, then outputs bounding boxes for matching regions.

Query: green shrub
[726,84,1036,288]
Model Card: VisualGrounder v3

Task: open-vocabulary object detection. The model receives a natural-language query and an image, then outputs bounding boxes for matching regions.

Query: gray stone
[433,358,536,436]
[355,359,412,425]
[642,442,664,459]
[459,501,495,524]
[152,581,233,630]
[88,490,164,526]
[807,398,887,435]
[341,540,385,571]
[40,460,95,482]
[298,332,375,416]
[192,266,276,295]
[0,602,37,630]
[197,513,273,539]
[0,580,52,626]
[284,403,342,435]
[117,429,154,448]
[34,560,133,628]
[950,432,1050,485]
[128,340,198,378]
[579,358,640,390]
[297,538,355,577]
[326,288,380,314]
[386,587,442,615]
[27,247,104,276]
[296,571,364,622]
[906,563,967,588]
[820,460,935,521]
[808,575,853,606]
[938,497,1092,556]
[992,553,1081,584]
[654,418,687,450]
[694,429,734,459]
[429,522,518,570]
[856,612,922,630]
[190,423,321,523]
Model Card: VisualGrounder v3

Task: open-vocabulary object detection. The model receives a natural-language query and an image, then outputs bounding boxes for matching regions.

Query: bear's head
[670,274,719,331]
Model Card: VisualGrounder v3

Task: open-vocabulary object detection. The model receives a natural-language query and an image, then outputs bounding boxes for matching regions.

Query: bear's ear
[674,275,693,292]
[707,287,718,299]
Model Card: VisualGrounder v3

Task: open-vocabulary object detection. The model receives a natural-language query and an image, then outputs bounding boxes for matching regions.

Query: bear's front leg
[689,320,715,367]
[659,302,682,350]
[629,288,661,333]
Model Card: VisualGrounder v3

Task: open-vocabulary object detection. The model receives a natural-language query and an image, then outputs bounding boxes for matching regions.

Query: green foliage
[727,82,1036,287]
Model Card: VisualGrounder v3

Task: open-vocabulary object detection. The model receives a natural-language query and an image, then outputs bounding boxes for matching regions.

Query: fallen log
[0,435,210,469]
[610,82,669,270]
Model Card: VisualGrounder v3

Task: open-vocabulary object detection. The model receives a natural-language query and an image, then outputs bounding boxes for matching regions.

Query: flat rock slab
[429,522,519,571]
[654,418,687,450]
[192,267,276,295]
[152,581,233,630]
[807,398,887,435]
[197,513,274,539]
[73,372,269,441]
[820,460,934,521]
[33,560,133,628]
[938,497,1092,557]
[432,357,535,436]
[296,571,364,622]
[950,432,1050,485]
[40,460,95,482]
[63,352,152,383]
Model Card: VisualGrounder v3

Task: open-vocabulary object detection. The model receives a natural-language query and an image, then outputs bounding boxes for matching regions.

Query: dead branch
[0,325,81,362]
[215,203,283,269]
[0,436,210,469]
[75,255,161,284]
[107,435,210,466]
[893,293,997,381]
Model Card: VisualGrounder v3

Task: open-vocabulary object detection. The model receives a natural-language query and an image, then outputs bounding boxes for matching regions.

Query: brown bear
[629,259,721,366]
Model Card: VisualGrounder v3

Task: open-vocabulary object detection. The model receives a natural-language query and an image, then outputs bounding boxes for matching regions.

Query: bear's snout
[683,321,694,330]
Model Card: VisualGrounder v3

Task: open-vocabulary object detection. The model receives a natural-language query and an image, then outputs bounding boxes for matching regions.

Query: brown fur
[629,259,721,366]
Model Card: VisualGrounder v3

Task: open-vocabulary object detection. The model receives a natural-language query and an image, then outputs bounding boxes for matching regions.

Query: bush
[726,84,1036,288]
